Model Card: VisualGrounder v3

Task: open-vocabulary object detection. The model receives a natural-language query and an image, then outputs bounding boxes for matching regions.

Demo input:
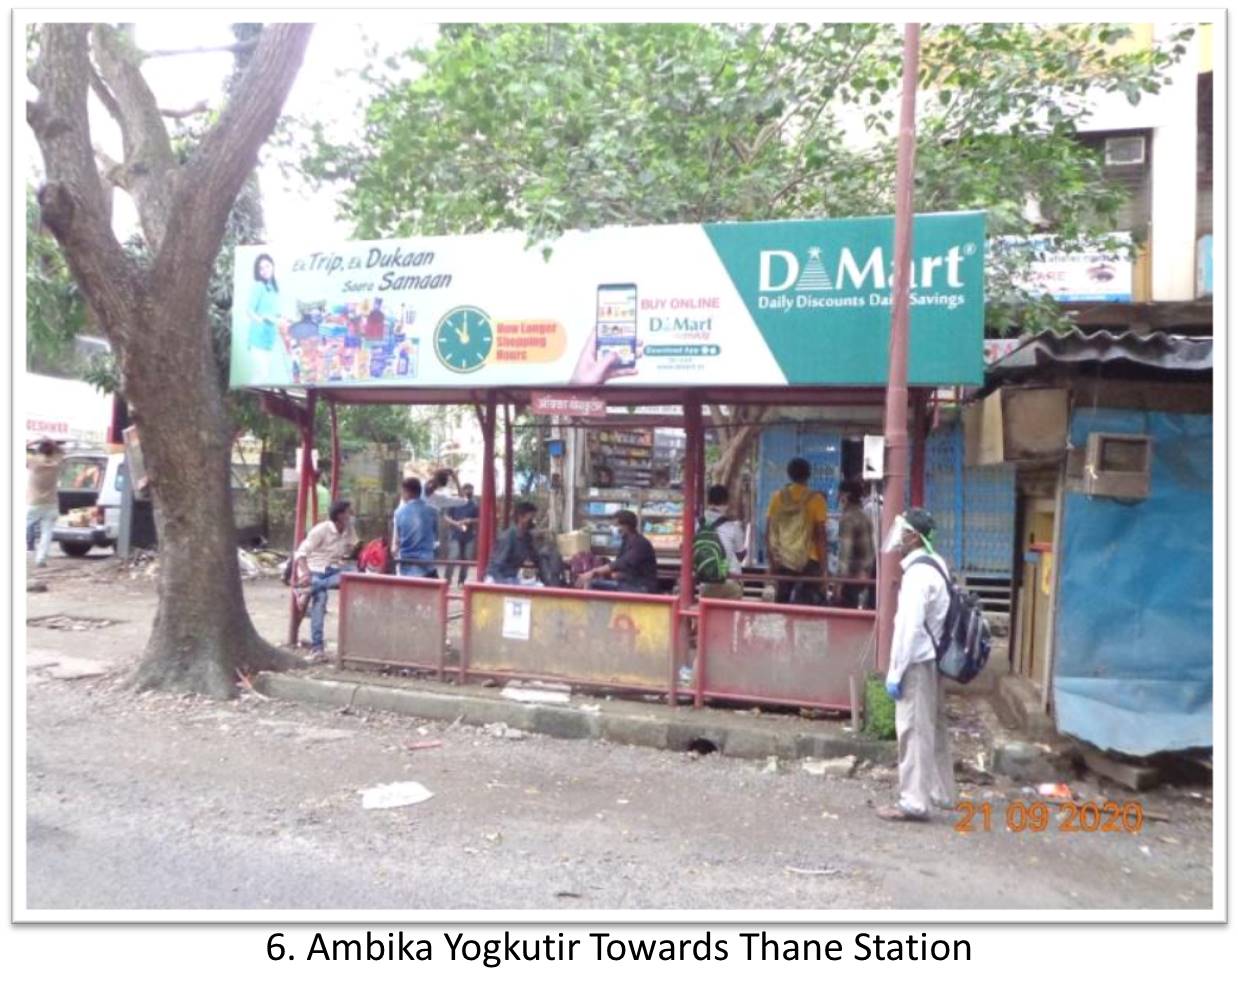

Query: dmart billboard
[230,212,984,391]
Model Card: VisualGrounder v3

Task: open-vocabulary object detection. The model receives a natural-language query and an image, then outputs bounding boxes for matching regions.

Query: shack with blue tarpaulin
[970,330,1212,757]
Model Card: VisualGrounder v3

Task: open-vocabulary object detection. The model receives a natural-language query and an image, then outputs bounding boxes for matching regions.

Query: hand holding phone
[571,326,643,386]
[594,283,638,370]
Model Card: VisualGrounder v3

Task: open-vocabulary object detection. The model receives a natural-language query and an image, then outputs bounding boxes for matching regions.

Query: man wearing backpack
[876,507,958,823]
[764,458,828,605]
[696,484,747,599]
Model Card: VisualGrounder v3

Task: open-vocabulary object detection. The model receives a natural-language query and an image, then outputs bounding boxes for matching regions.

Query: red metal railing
[460,581,680,696]
[338,572,451,678]
[330,573,876,717]
[694,598,876,711]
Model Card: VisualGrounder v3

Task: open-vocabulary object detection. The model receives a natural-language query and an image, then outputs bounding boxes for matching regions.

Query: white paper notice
[502,597,532,640]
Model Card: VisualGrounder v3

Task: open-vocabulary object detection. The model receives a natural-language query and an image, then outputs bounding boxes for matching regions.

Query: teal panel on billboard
[703,212,985,385]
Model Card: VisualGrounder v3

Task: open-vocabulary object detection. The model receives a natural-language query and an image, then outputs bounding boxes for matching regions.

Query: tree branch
[91,24,179,247]
[26,25,134,340]
[156,24,313,291]
[86,57,123,123]
[93,145,123,219]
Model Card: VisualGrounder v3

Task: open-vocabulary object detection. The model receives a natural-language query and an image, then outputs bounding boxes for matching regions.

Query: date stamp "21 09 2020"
[955,800,1145,834]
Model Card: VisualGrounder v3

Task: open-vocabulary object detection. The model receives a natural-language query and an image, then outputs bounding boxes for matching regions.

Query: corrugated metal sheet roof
[990,329,1213,373]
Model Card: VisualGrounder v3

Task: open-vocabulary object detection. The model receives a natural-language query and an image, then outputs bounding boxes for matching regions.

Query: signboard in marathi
[230,212,985,391]
[530,392,608,418]
[1005,233,1133,303]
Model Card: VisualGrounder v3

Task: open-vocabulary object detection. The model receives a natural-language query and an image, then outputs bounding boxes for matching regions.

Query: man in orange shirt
[764,457,828,605]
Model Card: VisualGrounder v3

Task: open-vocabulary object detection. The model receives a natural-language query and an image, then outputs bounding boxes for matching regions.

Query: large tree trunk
[28,23,313,698]
[126,292,293,695]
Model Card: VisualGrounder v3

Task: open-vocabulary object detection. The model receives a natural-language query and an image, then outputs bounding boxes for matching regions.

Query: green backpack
[692,516,730,584]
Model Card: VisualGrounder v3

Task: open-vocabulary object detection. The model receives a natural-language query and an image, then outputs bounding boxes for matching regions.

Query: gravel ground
[23,552,1215,911]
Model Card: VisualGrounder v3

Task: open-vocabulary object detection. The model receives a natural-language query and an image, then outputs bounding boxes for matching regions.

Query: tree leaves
[25,187,89,377]
[289,22,1191,332]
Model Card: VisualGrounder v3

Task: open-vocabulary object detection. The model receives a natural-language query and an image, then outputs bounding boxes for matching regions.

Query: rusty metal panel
[700,601,875,710]
[338,573,446,672]
[466,586,675,690]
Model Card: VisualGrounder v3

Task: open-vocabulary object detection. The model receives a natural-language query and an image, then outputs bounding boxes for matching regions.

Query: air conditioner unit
[1105,135,1147,166]
[1083,432,1152,500]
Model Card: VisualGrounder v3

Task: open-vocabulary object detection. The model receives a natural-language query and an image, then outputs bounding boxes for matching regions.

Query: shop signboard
[23,373,113,447]
[1001,232,1133,302]
[983,338,1022,365]
[530,392,607,417]
[231,212,985,391]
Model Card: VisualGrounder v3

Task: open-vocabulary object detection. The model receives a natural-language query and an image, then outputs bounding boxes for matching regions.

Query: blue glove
[885,679,903,701]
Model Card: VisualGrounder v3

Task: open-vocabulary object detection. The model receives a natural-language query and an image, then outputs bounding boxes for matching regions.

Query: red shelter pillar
[698,408,708,509]
[289,390,317,646]
[329,401,341,501]
[476,393,498,575]
[680,397,701,608]
[503,403,514,528]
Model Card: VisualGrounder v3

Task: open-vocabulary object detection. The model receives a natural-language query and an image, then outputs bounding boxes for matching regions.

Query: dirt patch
[28,615,121,632]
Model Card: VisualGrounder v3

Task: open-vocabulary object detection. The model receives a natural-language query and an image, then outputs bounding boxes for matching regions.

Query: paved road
[23,556,1214,911]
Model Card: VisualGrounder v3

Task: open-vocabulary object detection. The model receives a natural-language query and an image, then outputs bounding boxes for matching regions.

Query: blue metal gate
[755,424,841,567]
[754,419,1015,593]
[924,420,1015,578]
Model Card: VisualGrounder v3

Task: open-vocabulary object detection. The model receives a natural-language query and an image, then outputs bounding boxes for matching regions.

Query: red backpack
[358,538,391,574]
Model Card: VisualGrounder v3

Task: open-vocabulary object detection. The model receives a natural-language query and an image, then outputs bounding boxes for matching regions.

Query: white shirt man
[296,516,358,575]
[887,548,951,689]
[294,500,358,658]
[878,509,957,823]
[698,485,747,603]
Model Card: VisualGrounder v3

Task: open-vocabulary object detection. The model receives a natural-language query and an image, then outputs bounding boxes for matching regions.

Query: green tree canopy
[26,187,89,376]
[295,21,1192,334]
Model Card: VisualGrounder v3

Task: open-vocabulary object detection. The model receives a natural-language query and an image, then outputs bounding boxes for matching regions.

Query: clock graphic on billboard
[434,306,494,374]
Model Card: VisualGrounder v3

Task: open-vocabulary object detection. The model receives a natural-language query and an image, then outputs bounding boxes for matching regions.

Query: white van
[52,452,264,556]
[52,452,134,556]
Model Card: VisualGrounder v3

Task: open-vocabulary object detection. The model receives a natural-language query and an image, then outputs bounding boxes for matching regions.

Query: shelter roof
[246,385,889,409]
[988,329,1213,377]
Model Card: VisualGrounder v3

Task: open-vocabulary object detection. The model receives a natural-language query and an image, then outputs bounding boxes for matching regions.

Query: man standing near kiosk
[876,508,957,823]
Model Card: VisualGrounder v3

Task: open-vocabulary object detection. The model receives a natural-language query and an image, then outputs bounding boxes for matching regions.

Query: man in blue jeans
[391,477,439,578]
[444,482,479,584]
[293,498,360,661]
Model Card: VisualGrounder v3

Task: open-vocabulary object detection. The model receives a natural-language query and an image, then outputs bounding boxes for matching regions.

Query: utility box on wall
[965,387,1069,466]
[1080,432,1153,500]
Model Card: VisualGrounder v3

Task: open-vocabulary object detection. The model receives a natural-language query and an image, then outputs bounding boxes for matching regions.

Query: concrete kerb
[255,672,897,765]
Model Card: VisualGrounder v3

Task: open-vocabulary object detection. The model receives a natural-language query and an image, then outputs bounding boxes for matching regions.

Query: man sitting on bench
[578,510,659,594]
[485,501,543,585]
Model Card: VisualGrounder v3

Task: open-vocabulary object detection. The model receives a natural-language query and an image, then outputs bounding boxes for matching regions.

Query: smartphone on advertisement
[595,283,638,369]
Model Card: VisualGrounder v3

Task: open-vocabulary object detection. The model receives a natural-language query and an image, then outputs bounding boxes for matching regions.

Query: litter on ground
[484,722,527,740]
[359,781,434,810]
[501,681,572,704]
[802,755,856,777]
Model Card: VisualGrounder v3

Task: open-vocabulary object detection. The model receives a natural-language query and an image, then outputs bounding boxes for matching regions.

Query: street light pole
[877,23,922,673]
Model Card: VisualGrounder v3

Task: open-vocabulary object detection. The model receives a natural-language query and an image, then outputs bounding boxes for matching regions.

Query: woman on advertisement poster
[246,254,291,384]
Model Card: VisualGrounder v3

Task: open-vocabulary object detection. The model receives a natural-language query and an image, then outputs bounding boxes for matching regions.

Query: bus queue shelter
[234,212,985,714]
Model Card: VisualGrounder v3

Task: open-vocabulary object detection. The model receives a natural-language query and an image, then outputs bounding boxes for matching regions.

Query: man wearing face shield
[876,508,957,822]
